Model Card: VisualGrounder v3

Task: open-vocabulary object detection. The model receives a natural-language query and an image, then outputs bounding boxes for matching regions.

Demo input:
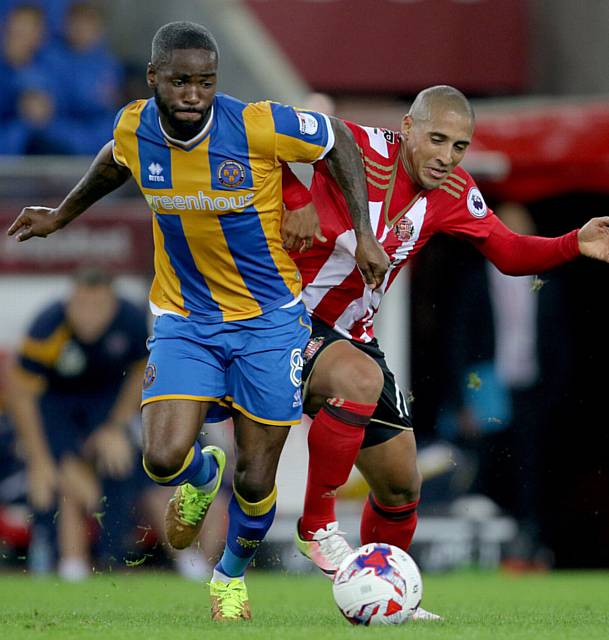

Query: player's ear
[146,63,156,89]
[401,115,413,138]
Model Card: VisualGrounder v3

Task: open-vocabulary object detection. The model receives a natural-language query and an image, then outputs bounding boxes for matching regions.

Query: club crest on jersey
[218,160,246,187]
[303,336,325,362]
[296,111,319,136]
[143,363,156,389]
[394,215,414,242]
[467,187,487,218]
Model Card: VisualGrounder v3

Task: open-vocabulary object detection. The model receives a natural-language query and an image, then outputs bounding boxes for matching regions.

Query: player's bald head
[408,85,474,125]
[151,21,219,67]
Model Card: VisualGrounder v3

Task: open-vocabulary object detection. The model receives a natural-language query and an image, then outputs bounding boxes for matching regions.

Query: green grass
[0,570,608,639]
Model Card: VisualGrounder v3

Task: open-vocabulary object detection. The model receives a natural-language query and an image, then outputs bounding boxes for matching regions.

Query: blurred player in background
[7,21,387,620]
[282,86,609,618]
[5,266,149,580]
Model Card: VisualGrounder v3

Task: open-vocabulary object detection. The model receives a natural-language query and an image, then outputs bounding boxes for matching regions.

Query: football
[332,543,423,625]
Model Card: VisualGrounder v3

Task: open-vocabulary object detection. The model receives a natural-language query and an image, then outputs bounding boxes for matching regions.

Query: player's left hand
[355,234,390,290]
[281,202,327,253]
[578,217,609,262]
[84,424,134,479]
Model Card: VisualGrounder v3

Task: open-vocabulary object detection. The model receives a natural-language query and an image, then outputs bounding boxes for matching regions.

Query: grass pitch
[0,570,607,639]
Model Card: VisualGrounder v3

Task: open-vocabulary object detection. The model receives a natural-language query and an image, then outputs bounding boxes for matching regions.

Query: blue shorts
[141,302,312,426]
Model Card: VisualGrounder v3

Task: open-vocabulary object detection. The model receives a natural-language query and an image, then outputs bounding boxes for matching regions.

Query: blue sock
[189,450,218,489]
[216,486,277,578]
[143,440,217,487]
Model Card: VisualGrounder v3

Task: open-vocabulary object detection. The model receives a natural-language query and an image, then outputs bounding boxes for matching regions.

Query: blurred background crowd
[1,0,608,580]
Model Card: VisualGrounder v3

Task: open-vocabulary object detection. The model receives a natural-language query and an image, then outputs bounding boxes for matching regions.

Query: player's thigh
[356,430,421,504]
[228,304,311,426]
[232,413,291,501]
[304,340,384,411]
[141,399,214,471]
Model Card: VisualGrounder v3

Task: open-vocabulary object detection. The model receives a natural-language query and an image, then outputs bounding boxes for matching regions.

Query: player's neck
[399,144,417,188]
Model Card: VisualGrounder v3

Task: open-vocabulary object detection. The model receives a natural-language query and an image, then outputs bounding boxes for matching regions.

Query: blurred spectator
[0,0,74,38]
[0,3,56,154]
[4,266,150,580]
[0,1,123,155]
[438,202,569,570]
[46,2,123,154]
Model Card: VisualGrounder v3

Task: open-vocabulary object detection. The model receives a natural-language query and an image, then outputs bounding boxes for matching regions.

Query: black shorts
[302,317,413,449]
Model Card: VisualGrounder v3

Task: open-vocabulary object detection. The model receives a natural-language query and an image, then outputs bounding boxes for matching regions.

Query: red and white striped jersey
[293,121,500,343]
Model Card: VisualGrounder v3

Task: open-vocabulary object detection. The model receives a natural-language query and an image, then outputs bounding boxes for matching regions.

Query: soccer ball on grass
[332,543,422,625]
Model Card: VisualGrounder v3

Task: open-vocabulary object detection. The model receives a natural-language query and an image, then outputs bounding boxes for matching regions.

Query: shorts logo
[394,215,414,241]
[303,336,325,363]
[467,187,487,218]
[296,111,319,136]
[292,388,302,408]
[218,160,246,187]
[290,348,303,387]
[143,364,156,389]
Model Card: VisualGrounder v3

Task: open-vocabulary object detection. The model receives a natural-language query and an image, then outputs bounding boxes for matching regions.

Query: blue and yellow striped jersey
[112,93,334,322]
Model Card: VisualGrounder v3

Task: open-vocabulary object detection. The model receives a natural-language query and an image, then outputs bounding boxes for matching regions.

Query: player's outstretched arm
[325,117,389,289]
[577,216,609,262]
[7,141,132,242]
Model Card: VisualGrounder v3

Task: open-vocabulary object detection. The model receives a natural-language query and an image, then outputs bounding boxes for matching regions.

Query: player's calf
[144,443,226,549]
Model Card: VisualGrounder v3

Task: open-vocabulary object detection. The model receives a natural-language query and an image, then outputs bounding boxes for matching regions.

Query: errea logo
[148,162,165,182]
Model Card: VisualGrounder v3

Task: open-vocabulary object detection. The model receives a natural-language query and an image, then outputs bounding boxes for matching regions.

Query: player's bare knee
[143,442,188,477]
[233,467,275,504]
[376,469,422,505]
[332,358,383,404]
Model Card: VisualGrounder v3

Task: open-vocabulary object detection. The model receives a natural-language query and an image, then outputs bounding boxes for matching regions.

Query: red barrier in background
[0,203,153,274]
[246,0,528,94]
[472,101,609,202]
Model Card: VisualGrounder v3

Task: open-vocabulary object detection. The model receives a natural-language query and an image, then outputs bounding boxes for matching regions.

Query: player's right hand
[281,202,327,253]
[7,206,61,242]
[27,456,58,511]
[355,234,390,290]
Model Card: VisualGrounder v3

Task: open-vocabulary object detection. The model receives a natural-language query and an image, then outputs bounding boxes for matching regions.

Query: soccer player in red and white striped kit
[281,85,609,613]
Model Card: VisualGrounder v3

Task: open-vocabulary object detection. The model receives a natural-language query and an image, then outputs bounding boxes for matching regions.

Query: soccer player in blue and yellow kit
[8,22,388,620]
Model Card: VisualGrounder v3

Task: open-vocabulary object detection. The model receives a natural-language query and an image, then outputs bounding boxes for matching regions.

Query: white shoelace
[316,529,352,567]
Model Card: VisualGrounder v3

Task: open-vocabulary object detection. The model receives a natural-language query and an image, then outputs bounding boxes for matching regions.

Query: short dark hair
[151,21,219,67]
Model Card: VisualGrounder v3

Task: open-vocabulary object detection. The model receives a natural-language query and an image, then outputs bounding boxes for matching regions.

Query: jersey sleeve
[438,171,581,274]
[473,220,580,275]
[268,102,335,163]
[112,104,129,167]
[437,172,499,242]
[112,100,145,168]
